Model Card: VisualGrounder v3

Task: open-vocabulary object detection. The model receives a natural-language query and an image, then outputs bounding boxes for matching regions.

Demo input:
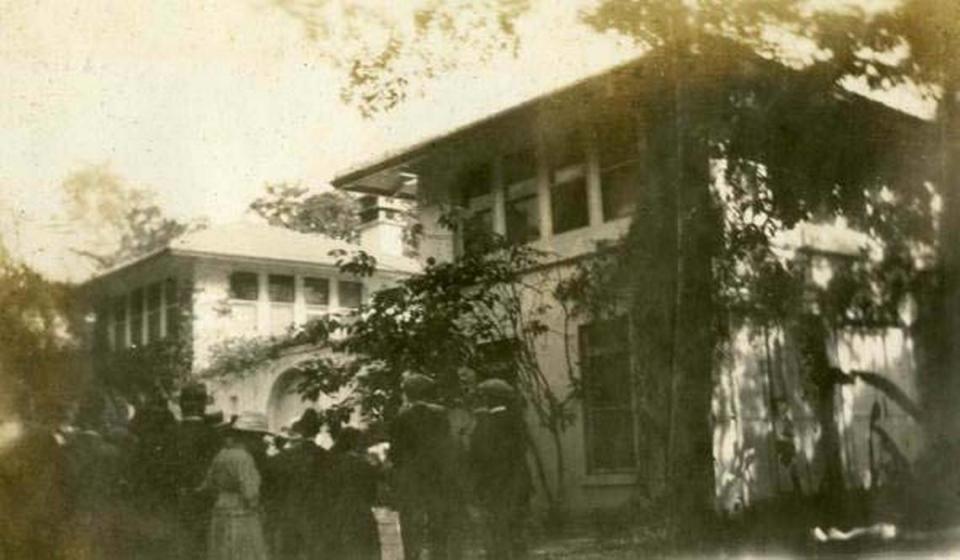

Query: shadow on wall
[713,323,926,520]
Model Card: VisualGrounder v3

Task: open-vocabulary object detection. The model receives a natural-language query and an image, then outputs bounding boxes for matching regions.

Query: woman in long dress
[203,414,269,560]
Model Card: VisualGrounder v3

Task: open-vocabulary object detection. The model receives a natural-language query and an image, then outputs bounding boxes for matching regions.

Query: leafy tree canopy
[61,163,206,271]
[248,182,362,242]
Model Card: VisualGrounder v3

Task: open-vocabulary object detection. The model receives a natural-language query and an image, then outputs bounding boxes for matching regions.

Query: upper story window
[580,317,638,473]
[304,277,330,306]
[359,195,380,223]
[94,302,110,353]
[112,296,127,349]
[549,130,589,235]
[268,274,295,303]
[164,278,180,339]
[551,170,589,234]
[146,282,162,343]
[598,116,643,221]
[503,149,540,244]
[459,163,495,253]
[230,272,259,301]
[130,288,144,347]
[339,280,363,309]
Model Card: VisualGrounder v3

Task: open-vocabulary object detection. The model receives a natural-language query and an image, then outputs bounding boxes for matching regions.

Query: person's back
[469,406,530,504]
[0,420,65,559]
[469,381,531,560]
[270,438,330,558]
[389,374,461,560]
[172,385,220,560]
[328,428,381,560]
[172,418,218,492]
[391,401,453,485]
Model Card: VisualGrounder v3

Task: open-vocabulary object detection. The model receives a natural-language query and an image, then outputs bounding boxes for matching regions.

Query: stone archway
[266,367,315,433]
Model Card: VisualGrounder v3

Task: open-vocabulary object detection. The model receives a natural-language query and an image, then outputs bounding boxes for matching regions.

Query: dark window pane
[580,318,636,472]
[339,281,363,309]
[505,180,539,244]
[587,410,637,471]
[359,207,379,223]
[502,149,537,185]
[358,195,378,209]
[146,283,162,343]
[268,275,295,303]
[113,297,127,349]
[583,356,632,407]
[94,303,110,352]
[463,208,494,254]
[601,163,641,221]
[304,277,330,306]
[164,278,179,339]
[551,176,589,234]
[230,272,259,301]
[164,278,178,305]
[130,288,144,346]
[147,283,162,311]
[459,163,493,202]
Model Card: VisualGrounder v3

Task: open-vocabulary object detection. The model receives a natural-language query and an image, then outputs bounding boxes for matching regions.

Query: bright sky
[0,0,930,282]
[0,0,639,280]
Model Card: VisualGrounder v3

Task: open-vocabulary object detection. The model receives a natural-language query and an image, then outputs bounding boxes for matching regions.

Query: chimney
[357,195,408,257]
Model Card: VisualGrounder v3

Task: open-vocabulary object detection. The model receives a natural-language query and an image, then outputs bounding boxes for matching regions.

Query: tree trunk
[935,77,960,436]
[640,39,719,543]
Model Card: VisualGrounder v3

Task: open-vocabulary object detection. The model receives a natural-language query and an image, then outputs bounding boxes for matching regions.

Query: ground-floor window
[579,317,638,473]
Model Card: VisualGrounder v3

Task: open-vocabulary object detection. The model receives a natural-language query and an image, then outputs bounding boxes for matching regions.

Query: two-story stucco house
[331,44,929,514]
[83,211,418,431]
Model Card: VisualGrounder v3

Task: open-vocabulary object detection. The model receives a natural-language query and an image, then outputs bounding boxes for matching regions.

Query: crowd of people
[0,372,533,560]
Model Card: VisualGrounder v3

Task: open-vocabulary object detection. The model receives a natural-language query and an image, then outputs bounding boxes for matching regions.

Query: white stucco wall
[188,256,407,429]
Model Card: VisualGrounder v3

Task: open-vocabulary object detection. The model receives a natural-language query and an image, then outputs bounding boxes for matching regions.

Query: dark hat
[291,408,321,437]
[476,378,517,404]
[401,373,436,400]
[179,383,208,404]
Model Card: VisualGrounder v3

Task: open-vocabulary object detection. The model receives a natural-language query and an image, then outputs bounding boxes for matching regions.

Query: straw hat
[232,411,271,434]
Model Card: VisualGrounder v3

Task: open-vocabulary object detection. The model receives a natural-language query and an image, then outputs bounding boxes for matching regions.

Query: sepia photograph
[1,0,958,558]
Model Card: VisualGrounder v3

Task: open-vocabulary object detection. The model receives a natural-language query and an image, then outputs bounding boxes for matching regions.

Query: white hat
[232,411,271,434]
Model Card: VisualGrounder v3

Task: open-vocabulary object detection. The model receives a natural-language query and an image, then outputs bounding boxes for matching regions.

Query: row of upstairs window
[95,277,180,352]
[458,115,645,252]
[228,272,365,309]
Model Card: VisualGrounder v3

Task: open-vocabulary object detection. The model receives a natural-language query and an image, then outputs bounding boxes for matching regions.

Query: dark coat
[327,450,381,560]
[469,407,531,506]
[0,421,65,559]
[389,402,457,500]
[267,440,332,556]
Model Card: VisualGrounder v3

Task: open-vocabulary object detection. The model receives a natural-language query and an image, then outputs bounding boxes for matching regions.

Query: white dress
[204,446,268,560]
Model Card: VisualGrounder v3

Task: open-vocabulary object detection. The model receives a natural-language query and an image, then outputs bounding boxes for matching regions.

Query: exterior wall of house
[87,254,194,357]
[399,108,924,515]
[189,256,403,430]
[714,323,923,512]
[394,102,665,511]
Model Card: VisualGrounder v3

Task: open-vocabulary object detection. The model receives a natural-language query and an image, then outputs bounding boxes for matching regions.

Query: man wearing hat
[268,408,332,560]
[389,373,461,560]
[172,382,221,560]
[470,378,532,560]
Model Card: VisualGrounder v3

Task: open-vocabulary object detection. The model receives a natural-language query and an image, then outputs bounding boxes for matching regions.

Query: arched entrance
[266,368,315,433]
